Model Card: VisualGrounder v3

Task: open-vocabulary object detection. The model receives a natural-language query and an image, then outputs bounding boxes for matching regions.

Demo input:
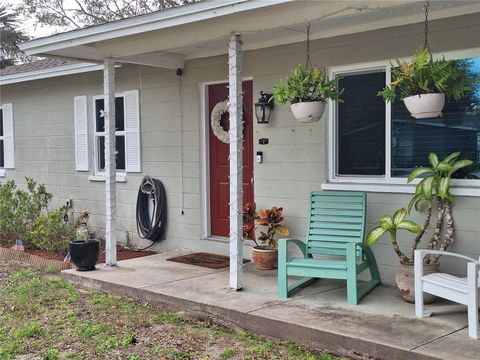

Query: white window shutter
[2,103,14,169]
[74,96,89,171]
[124,89,141,173]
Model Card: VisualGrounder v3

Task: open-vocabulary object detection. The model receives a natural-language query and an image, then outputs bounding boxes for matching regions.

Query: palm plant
[0,3,29,68]
[365,208,421,264]
[406,152,473,263]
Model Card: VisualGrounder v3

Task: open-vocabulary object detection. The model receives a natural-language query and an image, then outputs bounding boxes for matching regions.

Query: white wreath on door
[210,100,230,144]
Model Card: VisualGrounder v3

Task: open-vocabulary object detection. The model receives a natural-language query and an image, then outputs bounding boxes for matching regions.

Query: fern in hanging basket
[273,65,343,105]
[273,65,343,123]
[378,49,475,103]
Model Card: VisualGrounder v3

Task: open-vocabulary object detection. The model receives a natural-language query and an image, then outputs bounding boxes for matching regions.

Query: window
[328,52,480,192]
[74,90,140,179]
[391,57,480,180]
[0,103,13,173]
[0,107,4,169]
[93,96,126,174]
[336,70,386,177]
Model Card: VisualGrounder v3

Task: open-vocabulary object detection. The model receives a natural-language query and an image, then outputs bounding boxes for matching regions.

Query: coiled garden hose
[136,176,167,247]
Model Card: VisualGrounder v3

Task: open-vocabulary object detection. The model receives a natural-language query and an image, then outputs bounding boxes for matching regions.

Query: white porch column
[228,33,243,290]
[104,58,117,266]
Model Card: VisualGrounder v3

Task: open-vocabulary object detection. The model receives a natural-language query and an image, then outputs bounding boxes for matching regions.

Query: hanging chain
[423,1,432,58]
[305,22,312,69]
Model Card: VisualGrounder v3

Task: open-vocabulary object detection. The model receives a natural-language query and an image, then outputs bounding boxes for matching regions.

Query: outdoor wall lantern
[255,91,274,124]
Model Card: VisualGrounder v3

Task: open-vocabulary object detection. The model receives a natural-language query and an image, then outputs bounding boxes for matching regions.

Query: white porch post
[104,57,117,266]
[228,33,243,290]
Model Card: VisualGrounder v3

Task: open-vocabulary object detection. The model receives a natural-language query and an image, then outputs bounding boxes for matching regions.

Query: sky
[6,0,73,38]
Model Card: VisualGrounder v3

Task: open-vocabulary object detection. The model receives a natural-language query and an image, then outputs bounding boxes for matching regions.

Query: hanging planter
[272,24,343,124]
[290,101,326,123]
[403,93,445,119]
[378,2,476,119]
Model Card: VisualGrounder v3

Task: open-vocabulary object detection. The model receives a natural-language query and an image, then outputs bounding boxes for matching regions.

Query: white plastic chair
[414,249,480,339]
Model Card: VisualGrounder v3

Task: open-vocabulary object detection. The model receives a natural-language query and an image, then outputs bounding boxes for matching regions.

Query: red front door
[209,81,254,237]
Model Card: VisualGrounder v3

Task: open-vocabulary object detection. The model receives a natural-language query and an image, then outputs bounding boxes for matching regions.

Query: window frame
[326,48,480,196]
[91,93,127,179]
[0,105,4,176]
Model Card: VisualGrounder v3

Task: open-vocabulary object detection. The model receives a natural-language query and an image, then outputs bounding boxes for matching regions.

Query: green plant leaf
[407,167,431,183]
[443,152,461,164]
[448,159,474,176]
[365,226,387,245]
[407,194,422,214]
[437,161,452,173]
[377,215,393,230]
[392,208,407,226]
[397,220,422,233]
[437,177,451,199]
[428,153,439,168]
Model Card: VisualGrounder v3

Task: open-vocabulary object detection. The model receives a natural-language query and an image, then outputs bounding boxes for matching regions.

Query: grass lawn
[0,260,348,360]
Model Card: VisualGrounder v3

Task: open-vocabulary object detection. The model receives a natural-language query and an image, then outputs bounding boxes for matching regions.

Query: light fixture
[254,91,274,124]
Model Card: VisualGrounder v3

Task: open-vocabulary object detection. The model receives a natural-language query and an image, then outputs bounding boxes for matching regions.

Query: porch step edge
[61,270,443,360]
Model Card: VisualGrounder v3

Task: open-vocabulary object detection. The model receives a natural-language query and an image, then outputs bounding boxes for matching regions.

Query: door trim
[199,77,253,240]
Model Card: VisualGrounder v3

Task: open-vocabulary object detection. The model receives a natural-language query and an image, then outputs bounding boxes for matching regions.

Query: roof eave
[0,62,104,85]
[20,0,292,56]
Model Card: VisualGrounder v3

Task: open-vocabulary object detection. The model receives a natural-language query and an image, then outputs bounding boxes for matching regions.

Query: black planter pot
[69,239,100,271]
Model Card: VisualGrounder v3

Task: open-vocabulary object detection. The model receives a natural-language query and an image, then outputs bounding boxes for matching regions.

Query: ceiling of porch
[20,0,480,69]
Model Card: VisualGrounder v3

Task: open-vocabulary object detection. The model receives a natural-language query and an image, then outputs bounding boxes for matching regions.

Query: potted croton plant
[273,64,343,123]
[243,203,289,270]
[378,49,474,119]
[366,152,473,303]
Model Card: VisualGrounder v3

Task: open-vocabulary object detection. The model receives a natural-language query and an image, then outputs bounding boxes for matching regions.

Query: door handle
[250,177,254,187]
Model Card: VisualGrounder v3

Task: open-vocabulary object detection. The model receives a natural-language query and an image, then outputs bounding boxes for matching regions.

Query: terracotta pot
[403,93,445,119]
[395,261,440,303]
[290,101,326,123]
[252,246,277,270]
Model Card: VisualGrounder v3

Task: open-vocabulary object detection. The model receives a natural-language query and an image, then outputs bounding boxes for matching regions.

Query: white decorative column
[228,33,243,290]
[104,58,117,266]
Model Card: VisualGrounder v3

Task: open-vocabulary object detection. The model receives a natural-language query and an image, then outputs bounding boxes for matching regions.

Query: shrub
[0,178,52,245]
[26,207,75,253]
[0,178,90,253]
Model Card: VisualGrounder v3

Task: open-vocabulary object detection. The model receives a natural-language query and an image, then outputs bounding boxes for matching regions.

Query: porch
[62,252,479,360]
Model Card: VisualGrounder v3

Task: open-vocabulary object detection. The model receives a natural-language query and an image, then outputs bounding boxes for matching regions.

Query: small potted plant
[69,210,99,271]
[273,64,343,123]
[378,49,474,119]
[366,152,473,303]
[252,206,289,270]
[365,209,426,303]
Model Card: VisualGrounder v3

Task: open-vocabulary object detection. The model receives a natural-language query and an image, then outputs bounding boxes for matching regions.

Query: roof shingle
[0,58,79,76]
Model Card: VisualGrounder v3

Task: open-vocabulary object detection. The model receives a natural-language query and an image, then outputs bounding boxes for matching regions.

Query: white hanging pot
[290,101,326,123]
[403,93,445,119]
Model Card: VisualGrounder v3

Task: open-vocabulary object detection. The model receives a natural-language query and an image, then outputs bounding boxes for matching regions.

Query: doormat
[167,252,249,269]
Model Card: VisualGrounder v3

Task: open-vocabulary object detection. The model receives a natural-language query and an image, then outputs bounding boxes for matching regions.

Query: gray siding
[1,14,480,284]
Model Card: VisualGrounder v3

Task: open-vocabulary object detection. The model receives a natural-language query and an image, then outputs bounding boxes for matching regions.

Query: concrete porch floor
[61,252,479,360]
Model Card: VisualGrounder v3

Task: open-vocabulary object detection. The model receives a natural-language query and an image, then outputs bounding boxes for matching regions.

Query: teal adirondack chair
[278,191,381,305]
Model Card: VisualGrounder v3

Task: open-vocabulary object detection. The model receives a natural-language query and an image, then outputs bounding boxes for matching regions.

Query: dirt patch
[0,243,156,263]
[0,259,348,360]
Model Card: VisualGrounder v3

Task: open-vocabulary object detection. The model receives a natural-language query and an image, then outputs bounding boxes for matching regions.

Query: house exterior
[1,0,479,286]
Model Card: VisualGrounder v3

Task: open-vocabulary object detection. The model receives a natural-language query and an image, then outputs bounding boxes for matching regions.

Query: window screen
[391,57,480,179]
[336,71,386,176]
[94,96,126,172]
[0,108,3,168]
